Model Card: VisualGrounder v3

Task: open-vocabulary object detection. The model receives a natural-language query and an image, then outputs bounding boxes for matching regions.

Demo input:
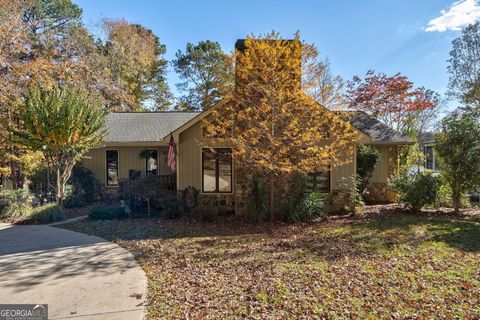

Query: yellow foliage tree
[0,0,86,187]
[205,32,356,219]
[0,1,171,187]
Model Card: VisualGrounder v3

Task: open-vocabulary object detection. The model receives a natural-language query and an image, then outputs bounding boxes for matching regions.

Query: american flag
[167,133,176,172]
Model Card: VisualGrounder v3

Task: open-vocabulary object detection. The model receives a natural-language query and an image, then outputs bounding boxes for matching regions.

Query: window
[202,148,232,193]
[307,171,331,193]
[145,150,158,176]
[307,161,331,193]
[106,150,119,186]
[424,145,434,170]
[321,124,330,139]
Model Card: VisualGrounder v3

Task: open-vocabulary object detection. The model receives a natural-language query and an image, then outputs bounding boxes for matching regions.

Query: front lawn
[62,206,480,319]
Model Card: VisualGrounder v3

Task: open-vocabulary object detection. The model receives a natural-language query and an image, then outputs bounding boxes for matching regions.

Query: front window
[424,145,434,170]
[307,160,331,193]
[202,148,232,193]
[106,150,119,186]
[145,150,158,176]
[307,171,331,193]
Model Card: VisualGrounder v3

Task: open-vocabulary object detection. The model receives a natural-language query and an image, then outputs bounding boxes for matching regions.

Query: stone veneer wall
[194,178,355,216]
[234,166,254,216]
[364,183,397,203]
[235,165,311,217]
[234,164,354,216]
[327,190,353,214]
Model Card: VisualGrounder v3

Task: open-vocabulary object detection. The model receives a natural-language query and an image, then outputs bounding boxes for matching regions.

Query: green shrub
[200,207,219,222]
[435,182,471,209]
[191,201,219,222]
[29,166,102,206]
[0,190,66,224]
[27,203,66,224]
[180,186,199,212]
[389,173,439,211]
[89,205,128,220]
[63,195,87,208]
[279,174,327,222]
[159,199,182,219]
[348,178,365,213]
[68,166,102,202]
[357,145,381,194]
[338,176,365,213]
[62,166,103,207]
[0,189,33,220]
[247,176,269,221]
[285,191,327,223]
[158,186,199,219]
[435,109,480,212]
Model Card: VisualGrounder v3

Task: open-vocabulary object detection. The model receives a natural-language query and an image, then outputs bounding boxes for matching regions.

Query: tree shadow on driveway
[0,224,139,292]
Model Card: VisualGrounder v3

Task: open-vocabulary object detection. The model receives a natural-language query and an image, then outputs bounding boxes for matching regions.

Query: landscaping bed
[61,206,480,319]
[64,203,98,219]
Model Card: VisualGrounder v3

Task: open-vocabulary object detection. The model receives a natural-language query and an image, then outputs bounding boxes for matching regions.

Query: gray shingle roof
[105,110,412,145]
[347,111,413,144]
[105,112,200,143]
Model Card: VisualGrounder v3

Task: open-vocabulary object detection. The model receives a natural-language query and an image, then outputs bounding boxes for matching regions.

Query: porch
[81,145,175,188]
[118,174,177,213]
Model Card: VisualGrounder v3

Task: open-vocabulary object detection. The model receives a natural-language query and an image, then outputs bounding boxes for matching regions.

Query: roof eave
[104,141,169,147]
[367,140,415,146]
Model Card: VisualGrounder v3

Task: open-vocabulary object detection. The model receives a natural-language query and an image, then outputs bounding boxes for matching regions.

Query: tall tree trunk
[46,166,50,196]
[269,173,275,221]
[56,165,63,206]
[10,160,17,190]
[45,157,51,194]
[452,189,460,214]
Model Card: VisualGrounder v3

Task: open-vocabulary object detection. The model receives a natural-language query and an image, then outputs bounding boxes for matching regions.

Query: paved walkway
[48,215,88,226]
[0,223,147,320]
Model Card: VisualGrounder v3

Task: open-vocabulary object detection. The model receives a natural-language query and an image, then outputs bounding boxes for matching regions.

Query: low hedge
[0,189,33,220]
[28,203,66,224]
[89,205,129,220]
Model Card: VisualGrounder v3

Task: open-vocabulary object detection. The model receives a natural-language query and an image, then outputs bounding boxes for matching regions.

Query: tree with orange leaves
[0,0,172,188]
[345,70,440,133]
[346,70,441,171]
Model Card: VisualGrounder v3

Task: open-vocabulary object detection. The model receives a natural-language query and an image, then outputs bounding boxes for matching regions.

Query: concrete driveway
[0,223,147,320]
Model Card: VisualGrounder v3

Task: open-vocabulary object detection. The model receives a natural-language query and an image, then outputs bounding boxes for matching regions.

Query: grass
[61,206,480,319]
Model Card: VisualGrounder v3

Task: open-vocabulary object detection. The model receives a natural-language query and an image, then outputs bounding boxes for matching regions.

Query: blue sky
[74,0,480,106]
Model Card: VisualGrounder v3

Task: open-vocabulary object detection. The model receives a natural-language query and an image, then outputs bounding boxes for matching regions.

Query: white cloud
[426,0,480,32]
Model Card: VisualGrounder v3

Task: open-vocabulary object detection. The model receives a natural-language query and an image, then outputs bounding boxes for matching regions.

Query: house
[81,39,412,213]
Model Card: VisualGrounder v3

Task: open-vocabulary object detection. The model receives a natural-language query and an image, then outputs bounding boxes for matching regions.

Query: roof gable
[105,112,200,143]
